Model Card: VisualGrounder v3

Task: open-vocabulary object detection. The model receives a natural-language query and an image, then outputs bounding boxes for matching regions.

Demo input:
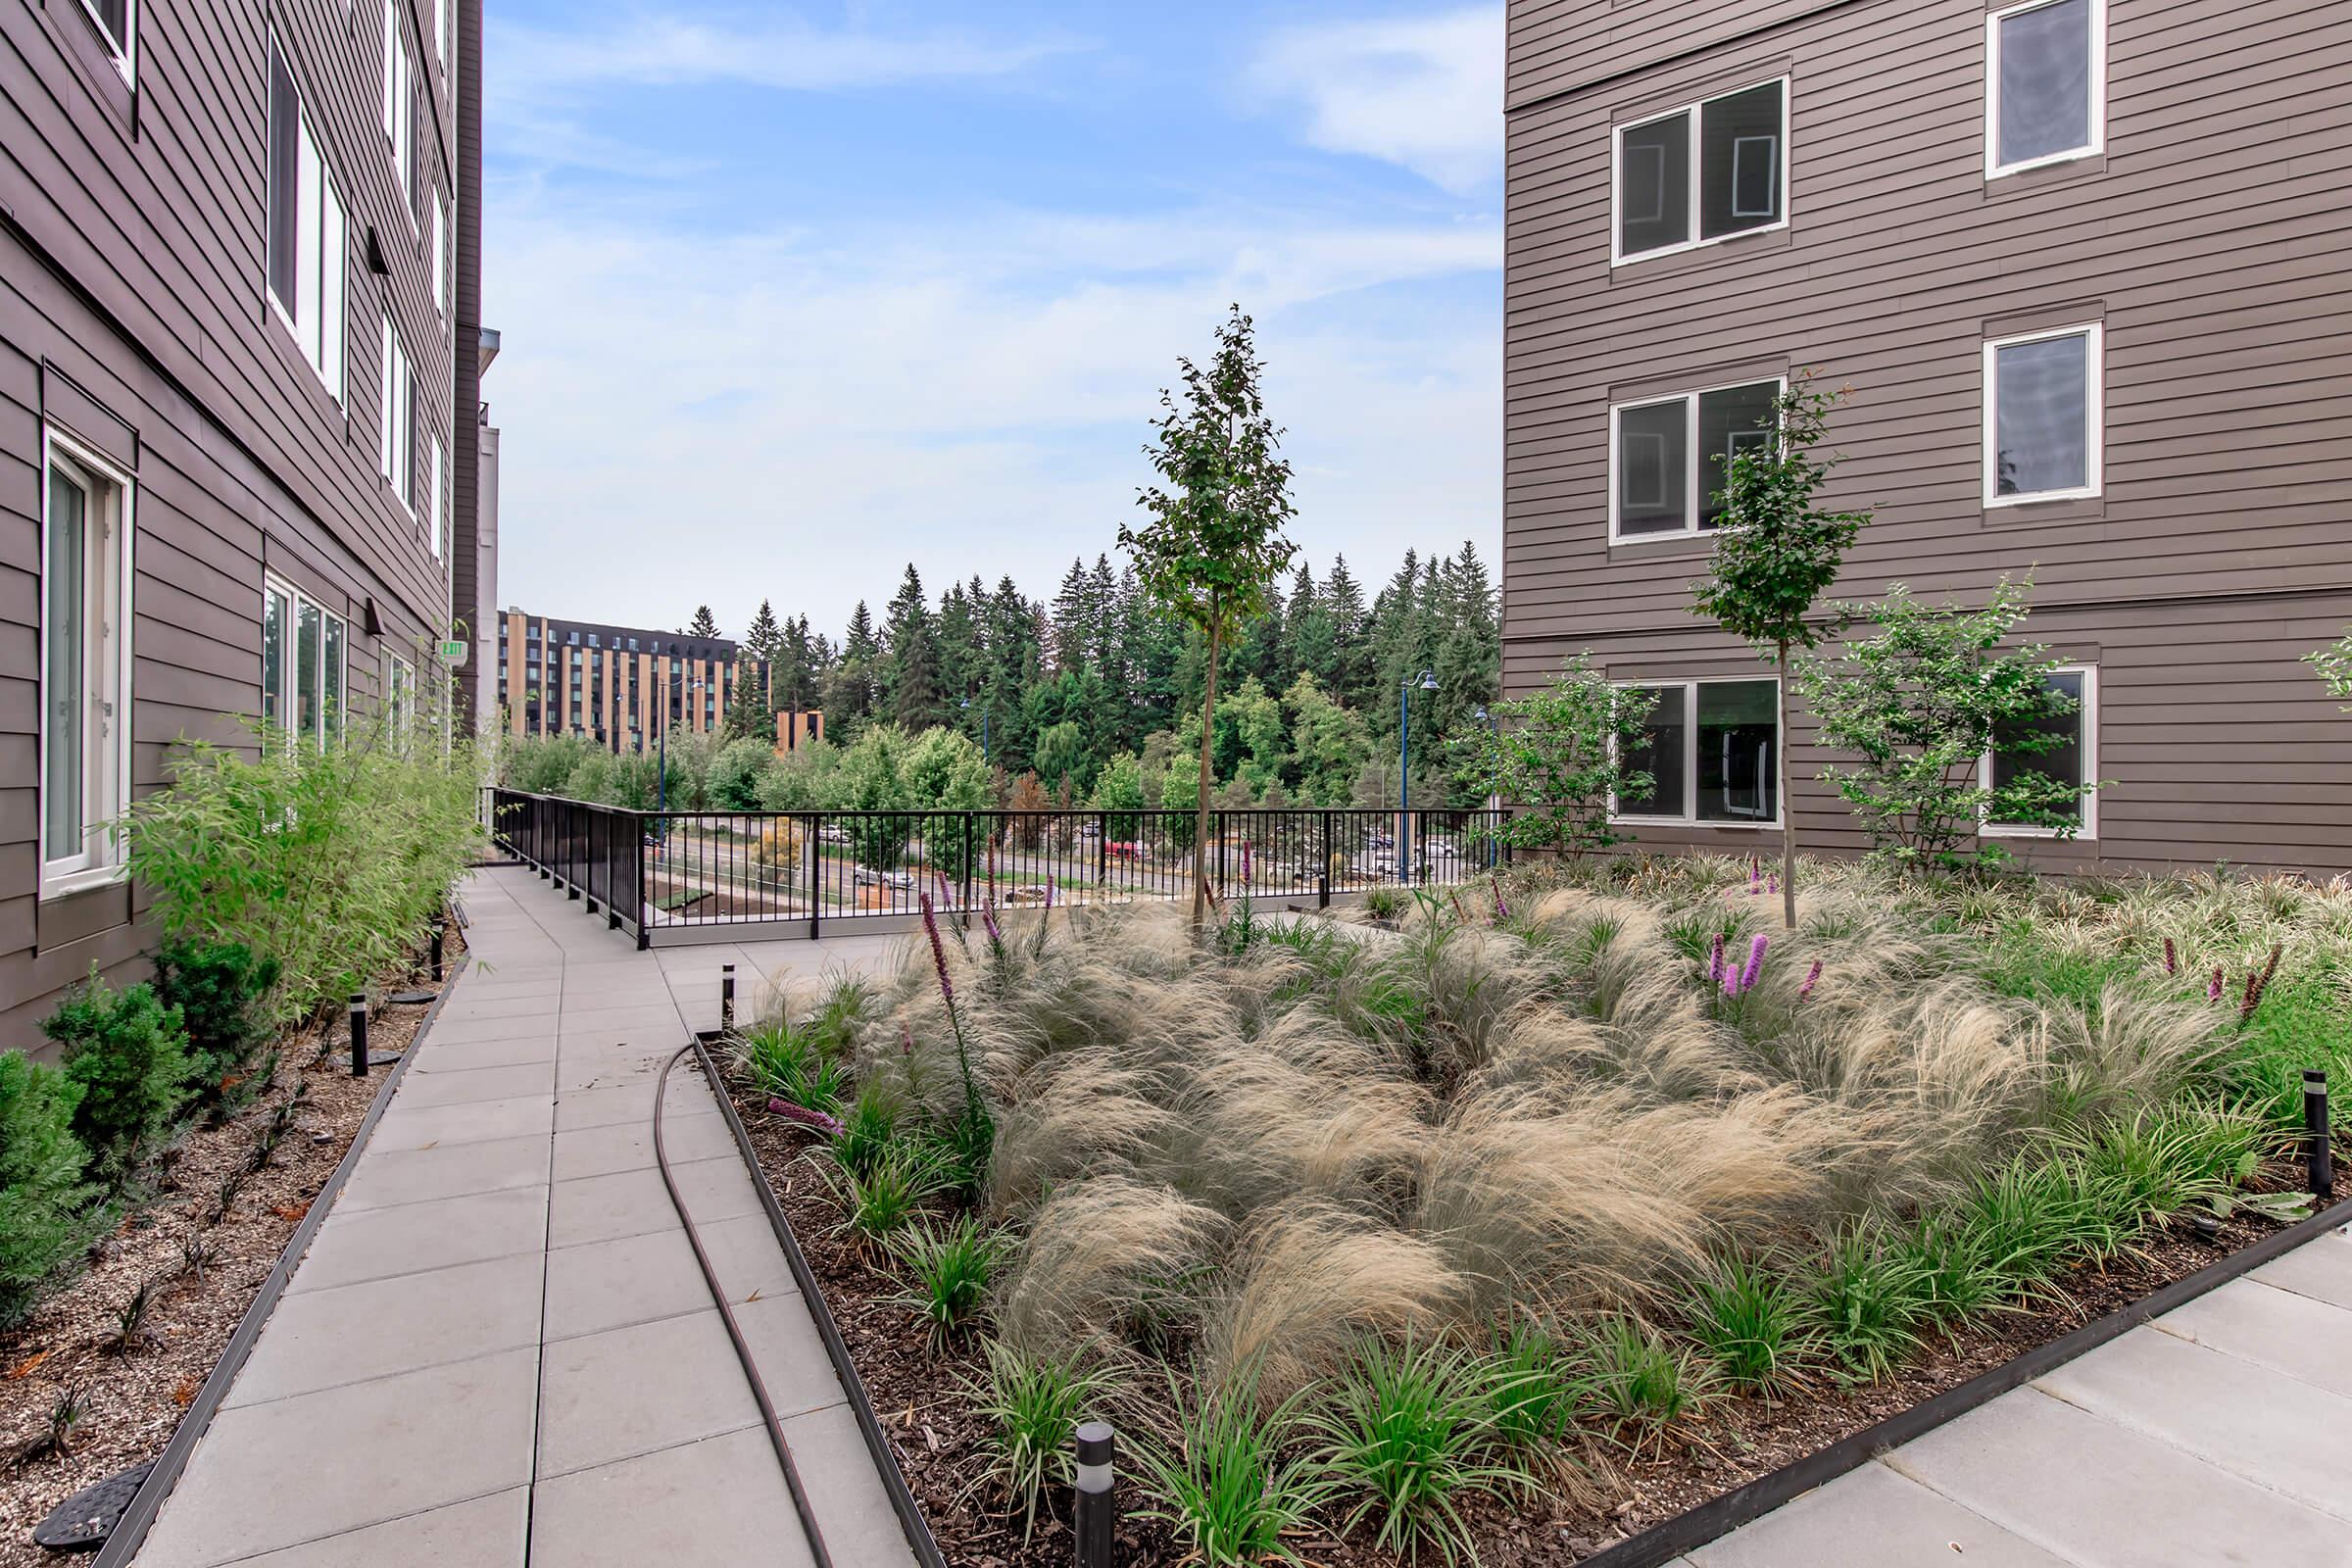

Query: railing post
[961,811,975,919]
[637,812,652,951]
[1216,813,1227,900]
[1319,810,1332,908]
[1096,810,1107,889]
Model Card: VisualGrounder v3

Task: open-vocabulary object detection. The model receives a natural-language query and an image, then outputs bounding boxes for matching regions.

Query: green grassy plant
[1483,1318,1588,1459]
[887,1215,1006,1348]
[152,940,279,1104]
[1803,1227,1935,1384]
[822,1141,941,1252]
[965,1340,1117,1542]
[1685,1253,1811,1392]
[1133,1365,1331,1567]
[825,1084,901,1178]
[1312,1337,1539,1563]
[736,1020,848,1115]
[1887,1212,2011,1329]
[1580,1314,1710,1445]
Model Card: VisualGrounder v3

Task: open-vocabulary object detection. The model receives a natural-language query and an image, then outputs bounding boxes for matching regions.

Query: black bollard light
[2308,1070,2333,1202]
[349,993,369,1078]
[1074,1420,1116,1568]
[430,917,445,982]
[720,963,736,1032]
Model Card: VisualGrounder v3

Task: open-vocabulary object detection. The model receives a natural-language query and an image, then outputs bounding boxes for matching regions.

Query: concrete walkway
[1682,1222,2352,1568]
[133,865,914,1568]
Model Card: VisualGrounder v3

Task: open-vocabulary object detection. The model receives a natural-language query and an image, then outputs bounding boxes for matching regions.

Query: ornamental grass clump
[1132,1364,1331,1568]
[966,1341,1119,1543]
[1684,1252,1812,1392]
[888,1215,1007,1349]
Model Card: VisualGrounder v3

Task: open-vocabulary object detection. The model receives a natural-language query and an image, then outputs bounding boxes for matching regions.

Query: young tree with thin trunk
[1689,375,1869,927]
[1120,305,1298,930]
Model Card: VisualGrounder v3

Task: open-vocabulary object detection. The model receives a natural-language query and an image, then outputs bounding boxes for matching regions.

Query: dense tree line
[703,542,1501,811]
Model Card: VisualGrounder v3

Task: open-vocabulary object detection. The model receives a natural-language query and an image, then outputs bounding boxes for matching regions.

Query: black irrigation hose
[654,1044,835,1568]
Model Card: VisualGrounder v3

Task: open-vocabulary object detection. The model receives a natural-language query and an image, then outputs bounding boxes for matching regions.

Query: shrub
[1312,1337,1536,1564]
[965,1340,1117,1542]
[709,737,776,811]
[735,1021,848,1115]
[1803,1227,1935,1384]
[153,940,280,1101]
[826,1084,902,1179]
[0,1052,95,1327]
[1447,656,1659,863]
[1483,1318,1587,1460]
[887,1215,1006,1348]
[1133,1364,1330,1567]
[127,716,483,1026]
[1685,1253,1811,1392]
[44,974,192,1186]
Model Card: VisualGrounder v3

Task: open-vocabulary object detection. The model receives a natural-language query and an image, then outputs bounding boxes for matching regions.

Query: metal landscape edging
[692,1032,953,1568]
[90,954,473,1568]
[1579,1194,2352,1568]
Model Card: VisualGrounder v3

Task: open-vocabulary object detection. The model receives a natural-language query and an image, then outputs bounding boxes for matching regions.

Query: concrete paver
[2157,1272,2352,1397]
[1688,1460,2071,1568]
[134,865,915,1568]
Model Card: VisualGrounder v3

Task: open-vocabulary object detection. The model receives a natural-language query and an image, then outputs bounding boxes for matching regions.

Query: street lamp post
[1475,704,1500,868]
[1398,669,1438,883]
[657,670,705,820]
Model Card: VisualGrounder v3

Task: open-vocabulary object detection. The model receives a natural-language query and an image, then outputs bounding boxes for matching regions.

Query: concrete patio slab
[287,1185,549,1293]
[531,1309,766,1479]
[207,1489,528,1568]
[526,1428,823,1568]
[133,1348,539,1568]
[546,1153,765,1249]
[1688,1459,2072,1568]
[222,1252,546,1409]
[334,1131,552,1212]
[2157,1274,2352,1397]
[2249,1226,2352,1309]
[408,1032,562,1070]
[1886,1385,2349,1567]
[541,1213,798,1342]
[369,1092,555,1152]
[2036,1322,2352,1520]
[546,1104,735,1181]
[387,1058,559,1108]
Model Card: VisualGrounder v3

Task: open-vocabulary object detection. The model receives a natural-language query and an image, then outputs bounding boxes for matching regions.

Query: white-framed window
[1614,77,1788,265]
[427,434,446,559]
[430,193,448,316]
[1610,677,1781,827]
[432,0,447,65]
[1608,375,1784,540]
[386,652,416,736]
[379,313,416,510]
[1984,322,2102,506]
[266,38,347,403]
[263,575,349,746]
[76,0,137,85]
[381,0,416,223]
[40,429,133,899]
[1982,665,2097,838]
[1986,0,2105,178]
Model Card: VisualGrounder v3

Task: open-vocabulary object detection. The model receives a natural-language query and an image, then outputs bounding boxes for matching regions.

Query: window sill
[41,863,127,903]
[1612,222,1793,283]
[1610,818,1783,832]
[1607,529,1724,561]
[1984,151,2105,195]
[1983,495,2106,527]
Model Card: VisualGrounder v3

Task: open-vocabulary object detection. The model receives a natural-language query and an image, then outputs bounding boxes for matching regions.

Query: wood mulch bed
[0,924,466,1566]
[721,1065,2347,1568]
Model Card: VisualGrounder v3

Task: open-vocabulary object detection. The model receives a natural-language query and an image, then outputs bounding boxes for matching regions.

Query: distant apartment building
[497,612,768,752]
[1,0,484,1029]
[1500,0,2352,874]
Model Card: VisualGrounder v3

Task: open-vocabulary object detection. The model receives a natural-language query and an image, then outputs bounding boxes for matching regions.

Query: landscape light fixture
[1399,670,1438,880]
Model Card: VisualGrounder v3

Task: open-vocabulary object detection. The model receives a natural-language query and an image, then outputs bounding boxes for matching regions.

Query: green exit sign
[439,639,468,666]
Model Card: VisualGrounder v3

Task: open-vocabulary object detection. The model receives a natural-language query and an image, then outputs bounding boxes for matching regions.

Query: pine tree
[883,565,946,731]
[1326,555,1371,709]
[686,605,719,640]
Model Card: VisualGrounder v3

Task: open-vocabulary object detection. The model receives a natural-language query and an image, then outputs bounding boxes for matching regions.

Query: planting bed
[726,1078,2339,1567]
[716,858,2352,1567]
[0,927,465,1566]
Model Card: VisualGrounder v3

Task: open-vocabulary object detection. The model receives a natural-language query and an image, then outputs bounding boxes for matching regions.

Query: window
[431,0,447,64]
[381,1,416,222]
[41,431,132,898]
[263,575,349,746]
[1613,678,1780,826]
[1609,377,1783,539]
[267,41,347,401]
[1984,323,2101,505]
[431,193,448,316]
[379,314,416,509]
[1987,0,2104,177]
[1984,667,2097,837]
[387,654,416,735]
[1616,79,1788,263]
[77,0,136,83]
[427,435,446,559]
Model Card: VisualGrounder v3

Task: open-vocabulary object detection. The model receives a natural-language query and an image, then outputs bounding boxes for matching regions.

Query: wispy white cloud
[1248,6,1502,193]
[480,196,1496,634]
[490,10,1091,100]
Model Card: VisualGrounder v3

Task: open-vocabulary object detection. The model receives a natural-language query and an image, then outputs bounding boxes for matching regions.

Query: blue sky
[481,2,1500,640]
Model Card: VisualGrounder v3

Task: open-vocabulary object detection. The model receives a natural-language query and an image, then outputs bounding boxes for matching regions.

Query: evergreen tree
[883,565,947,731]
[824,601,880,736]
[686,605,719,640]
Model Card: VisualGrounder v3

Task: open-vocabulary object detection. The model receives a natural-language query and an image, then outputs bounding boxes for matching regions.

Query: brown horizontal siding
[1505,594,2352,879]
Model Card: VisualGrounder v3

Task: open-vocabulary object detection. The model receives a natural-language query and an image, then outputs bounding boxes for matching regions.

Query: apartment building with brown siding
[1501,0,2352,876]
[2,0,478,1034]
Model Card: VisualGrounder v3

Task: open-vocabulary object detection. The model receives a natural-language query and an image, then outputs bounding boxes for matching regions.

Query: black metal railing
[489,790,1507,944]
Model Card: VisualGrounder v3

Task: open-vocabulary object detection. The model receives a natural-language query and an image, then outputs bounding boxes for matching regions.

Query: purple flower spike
[919,894,956,1009]
[983,899,1004,948]
[1491,874,1509,921]
[769,1098,845,1139]
[1749,858,1762,895]
[1240,841,1253,887]
[1798,958,1823,1000]
[2162,937,2179,976]
[1741,934,1768,993]
[2207,966,2225,1004]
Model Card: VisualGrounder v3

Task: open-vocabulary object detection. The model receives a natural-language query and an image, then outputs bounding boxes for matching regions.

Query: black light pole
[2309,1070,2334,1201]
[1475,703,1500,869]
[1397,669,1437,882]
